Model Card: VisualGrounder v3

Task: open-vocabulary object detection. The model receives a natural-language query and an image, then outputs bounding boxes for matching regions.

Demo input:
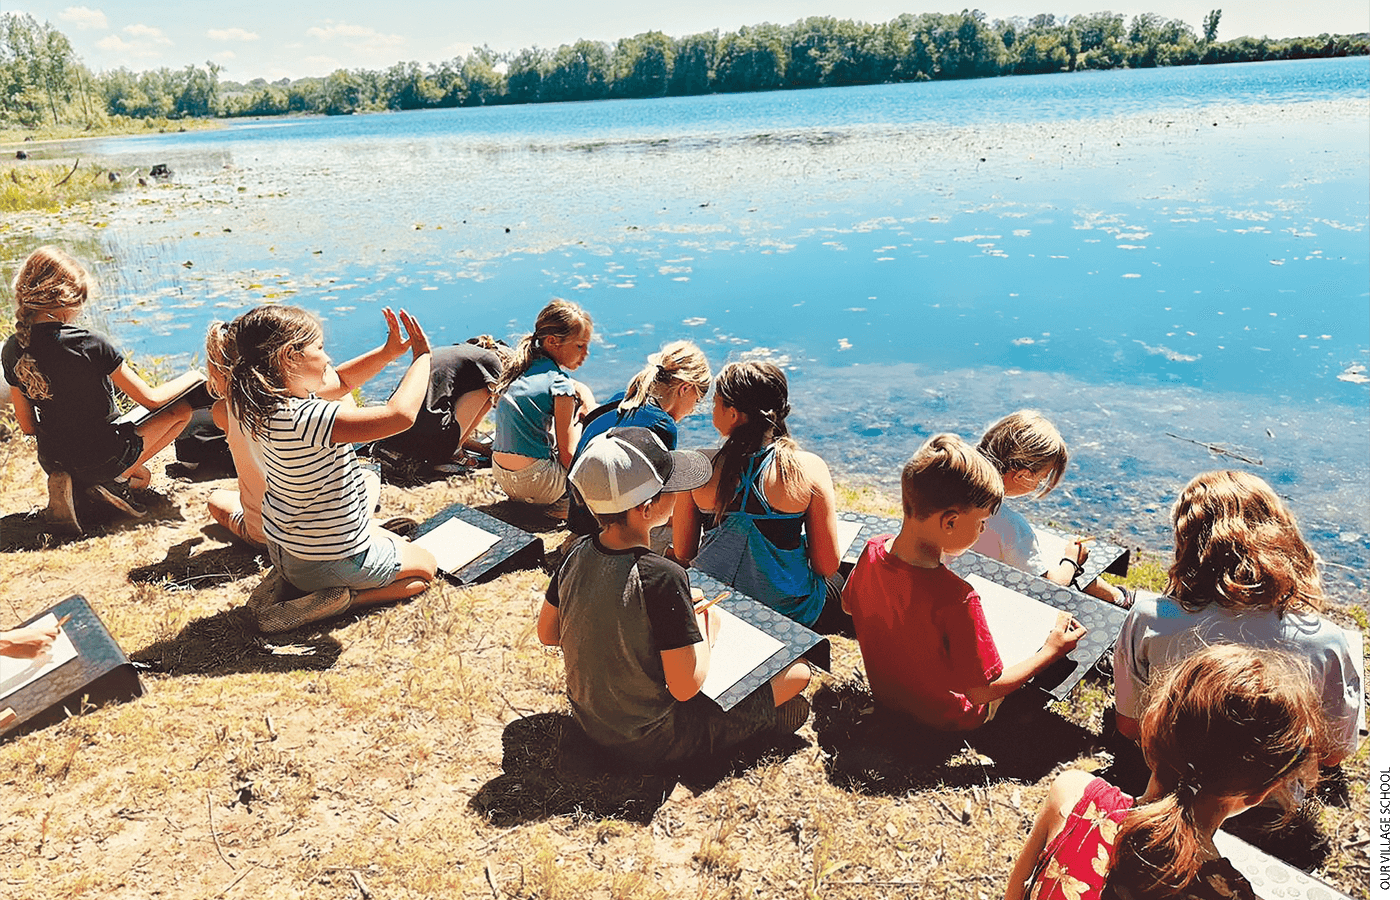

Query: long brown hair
[9,246,92,401]
[496,299,592,391]
[1167,470,1324,614]
[224,305,322,440]
[1109,644,1326,895]
[710,361,806,517]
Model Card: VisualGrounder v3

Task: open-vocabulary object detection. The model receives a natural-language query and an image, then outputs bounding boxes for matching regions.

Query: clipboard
[408,504,543,586]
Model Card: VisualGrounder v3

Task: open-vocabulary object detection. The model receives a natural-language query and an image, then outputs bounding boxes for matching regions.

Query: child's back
[844,536,1002,729]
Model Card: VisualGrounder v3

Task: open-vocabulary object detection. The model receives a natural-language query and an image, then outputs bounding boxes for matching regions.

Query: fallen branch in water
[54,157,80,186]
[1164,432,1262,465]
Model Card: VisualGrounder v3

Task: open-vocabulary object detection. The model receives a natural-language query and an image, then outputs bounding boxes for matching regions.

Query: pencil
[694,591,730,615]
[55,614,72,629]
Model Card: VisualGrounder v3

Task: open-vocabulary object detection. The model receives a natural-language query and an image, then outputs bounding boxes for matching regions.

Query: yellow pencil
[55,614,72,629]
[694,591,731,615]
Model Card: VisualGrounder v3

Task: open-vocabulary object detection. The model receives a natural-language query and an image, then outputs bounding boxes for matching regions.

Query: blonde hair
[619,340,711,414]
[1167,470,1324,614]
[204,321,233,399]
[497,299,592,390]
[902,433,1004,520]
[711,361,806,516]
[224,305,323,441]
[1109,644,1326,895]
[9,246,93,401]
[977,409,1068,498]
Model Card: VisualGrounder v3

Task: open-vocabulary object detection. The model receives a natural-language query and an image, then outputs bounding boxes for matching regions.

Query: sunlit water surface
[10,57,1369,600]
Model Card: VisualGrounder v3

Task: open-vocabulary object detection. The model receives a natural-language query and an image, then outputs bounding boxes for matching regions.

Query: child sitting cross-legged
[842,433,1086,730]
[537,427,812,766]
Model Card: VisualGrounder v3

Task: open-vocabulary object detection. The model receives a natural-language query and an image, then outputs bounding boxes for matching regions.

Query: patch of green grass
[0,160,120,213]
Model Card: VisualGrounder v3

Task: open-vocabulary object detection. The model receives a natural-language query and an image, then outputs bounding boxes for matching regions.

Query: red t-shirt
[842,536,1003,729]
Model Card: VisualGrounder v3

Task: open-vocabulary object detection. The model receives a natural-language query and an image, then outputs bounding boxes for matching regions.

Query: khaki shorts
[492,457,568,508]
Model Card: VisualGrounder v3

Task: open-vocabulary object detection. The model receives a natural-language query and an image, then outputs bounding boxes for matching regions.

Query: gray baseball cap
[569,427,712,515]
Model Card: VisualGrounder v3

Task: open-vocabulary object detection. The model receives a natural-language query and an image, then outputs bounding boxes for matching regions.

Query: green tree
[614,31,674,98]
[714,24,788,93]
[323,69,361,115]
[1203,9,1222,44]
[669,31,716,95]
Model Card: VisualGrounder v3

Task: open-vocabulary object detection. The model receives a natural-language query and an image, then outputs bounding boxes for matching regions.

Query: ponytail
[711,361,806,519]
[496,299,592,392]
[619,340,711,414]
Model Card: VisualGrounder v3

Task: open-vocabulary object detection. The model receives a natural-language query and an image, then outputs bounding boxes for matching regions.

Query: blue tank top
[692,445,825,626]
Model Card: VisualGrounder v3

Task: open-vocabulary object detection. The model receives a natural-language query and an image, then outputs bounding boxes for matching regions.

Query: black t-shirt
[2,323,125,466]
[377,342,503,463]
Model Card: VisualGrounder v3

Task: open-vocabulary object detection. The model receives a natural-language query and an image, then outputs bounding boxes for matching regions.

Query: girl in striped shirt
[226,305,437,633]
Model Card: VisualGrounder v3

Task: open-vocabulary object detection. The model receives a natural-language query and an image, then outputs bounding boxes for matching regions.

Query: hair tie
[1176,762,1201,802]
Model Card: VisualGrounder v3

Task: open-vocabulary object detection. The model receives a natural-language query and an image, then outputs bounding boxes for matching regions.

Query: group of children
[2,247,1364,900]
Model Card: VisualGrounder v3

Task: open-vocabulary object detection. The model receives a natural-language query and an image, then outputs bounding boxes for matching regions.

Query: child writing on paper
[225,305,437,633]
[0,624,59,659]
[538,427,811,765]
[1006,644,1329,900]
[973,410,1127,607]
[2,246,202,533]
[842,434,1085,730]
[492,299,597,517]
[1114,470,1361,766]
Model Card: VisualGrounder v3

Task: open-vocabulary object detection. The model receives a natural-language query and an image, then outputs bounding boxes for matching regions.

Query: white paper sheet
[836,518,866,559]
[700,606,785,701]
[411,517,500,572]
[964,573,1065,665]
[0,614,79,702]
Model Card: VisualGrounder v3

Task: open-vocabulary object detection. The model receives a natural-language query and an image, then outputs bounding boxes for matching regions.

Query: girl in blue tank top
[671,361,841,628]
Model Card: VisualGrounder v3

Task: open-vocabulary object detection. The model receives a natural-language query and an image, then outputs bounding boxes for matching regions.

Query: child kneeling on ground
[537,427,811,766]
[842,433,1086,730]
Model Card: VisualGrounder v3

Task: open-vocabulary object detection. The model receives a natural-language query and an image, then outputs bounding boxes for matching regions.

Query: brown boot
[44,471,82,534]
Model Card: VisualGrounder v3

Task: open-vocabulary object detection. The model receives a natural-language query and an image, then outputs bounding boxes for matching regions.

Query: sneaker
[87,481,147,517]
[247,568,298,612]
[378,516,418,537]
[253,586,352,634]
[774,695,811,734]
[44,471,82,534]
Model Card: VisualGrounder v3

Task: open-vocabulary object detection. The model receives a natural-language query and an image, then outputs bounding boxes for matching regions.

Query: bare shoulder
[1048,769,1097,808]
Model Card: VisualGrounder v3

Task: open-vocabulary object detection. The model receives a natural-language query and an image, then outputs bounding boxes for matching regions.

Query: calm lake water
[10,57,1370,600]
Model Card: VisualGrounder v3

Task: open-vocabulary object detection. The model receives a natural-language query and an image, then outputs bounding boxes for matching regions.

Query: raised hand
[379,306,411,357]
[398,309,431,359]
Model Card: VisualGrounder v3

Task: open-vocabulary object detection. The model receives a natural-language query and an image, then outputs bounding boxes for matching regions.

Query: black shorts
[47,422,143,486]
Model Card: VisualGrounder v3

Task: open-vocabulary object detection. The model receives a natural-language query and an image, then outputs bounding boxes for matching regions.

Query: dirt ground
[0,438,1370,900]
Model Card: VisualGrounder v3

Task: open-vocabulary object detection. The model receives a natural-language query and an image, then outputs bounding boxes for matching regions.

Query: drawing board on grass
[700,606,784,702]
[0,614,79,702]
[963,573,1063,667]
[411,516,501,574]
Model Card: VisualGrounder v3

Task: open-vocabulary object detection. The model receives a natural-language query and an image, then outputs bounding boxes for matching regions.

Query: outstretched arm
[329,311,432,444]
[321,307,416,400]
[110,365,205,410]
[964,612,1085,705]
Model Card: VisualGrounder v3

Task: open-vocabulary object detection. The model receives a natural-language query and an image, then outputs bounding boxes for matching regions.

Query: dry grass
[0,436,1370,899]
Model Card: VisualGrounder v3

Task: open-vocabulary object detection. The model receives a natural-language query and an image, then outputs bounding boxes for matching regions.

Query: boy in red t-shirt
[842,433,1086,729]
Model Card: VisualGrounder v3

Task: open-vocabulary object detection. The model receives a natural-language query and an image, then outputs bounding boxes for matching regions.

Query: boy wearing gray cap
[538,427,811,765]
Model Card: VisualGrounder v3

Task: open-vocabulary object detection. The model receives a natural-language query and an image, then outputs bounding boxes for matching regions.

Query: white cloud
[306,20,404,55]
[208,27,259,42]
[123,23,172,45]
[59,6,107,30]
[214,50,237,61]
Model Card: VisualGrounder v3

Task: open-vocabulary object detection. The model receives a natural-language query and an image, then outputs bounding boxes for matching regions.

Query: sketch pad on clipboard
[964,573,1063,666]
[0,614,79,701]
[412,517,501,573]
[700,607,784,702]
[835,519,865,560]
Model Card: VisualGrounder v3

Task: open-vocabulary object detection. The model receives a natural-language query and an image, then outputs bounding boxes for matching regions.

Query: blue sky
[8,1,1373,82]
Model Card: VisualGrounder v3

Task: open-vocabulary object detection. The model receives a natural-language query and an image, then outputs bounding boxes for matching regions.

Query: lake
[7,57,1370,600]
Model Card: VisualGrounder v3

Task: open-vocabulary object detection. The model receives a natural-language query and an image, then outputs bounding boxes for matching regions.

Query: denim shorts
[268,531,402,593]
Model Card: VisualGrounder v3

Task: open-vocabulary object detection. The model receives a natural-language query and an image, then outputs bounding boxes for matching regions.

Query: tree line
[0,9,1369,127]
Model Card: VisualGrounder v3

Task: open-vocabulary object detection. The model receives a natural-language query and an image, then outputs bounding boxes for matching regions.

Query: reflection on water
[0,58,1368,602]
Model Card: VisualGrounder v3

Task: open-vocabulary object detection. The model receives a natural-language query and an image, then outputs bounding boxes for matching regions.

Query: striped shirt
[259,397,370,560]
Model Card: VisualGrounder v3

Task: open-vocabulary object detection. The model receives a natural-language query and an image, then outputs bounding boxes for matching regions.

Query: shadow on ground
[1,486,185,552]
[471,712,807,827]
[128,529,264,589]
[812,678,1100,794]
[130,604,343,677]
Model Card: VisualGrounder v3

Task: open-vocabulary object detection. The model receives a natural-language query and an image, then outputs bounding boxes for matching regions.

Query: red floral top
[1028,777,1254,900]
